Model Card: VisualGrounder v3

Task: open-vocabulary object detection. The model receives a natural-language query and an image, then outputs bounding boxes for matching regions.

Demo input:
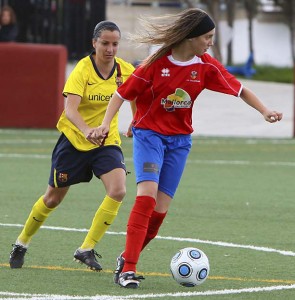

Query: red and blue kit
[116,53,243,196]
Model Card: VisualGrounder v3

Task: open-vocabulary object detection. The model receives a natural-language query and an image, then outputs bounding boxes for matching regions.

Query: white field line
[1,223,295,257]
[0,129,59,135]
[0,132,295,144]
[0,139,57,144]
[1,284,295,299]
[2,223,295,299]
[0,153,295,167]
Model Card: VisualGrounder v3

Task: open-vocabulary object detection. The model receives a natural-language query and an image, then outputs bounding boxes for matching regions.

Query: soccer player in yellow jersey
[9,21,135,271]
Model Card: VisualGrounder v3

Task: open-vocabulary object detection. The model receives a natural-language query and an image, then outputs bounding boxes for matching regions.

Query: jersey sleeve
[116,65,152,101]
[63,60,89,98]
[202,54,242,97]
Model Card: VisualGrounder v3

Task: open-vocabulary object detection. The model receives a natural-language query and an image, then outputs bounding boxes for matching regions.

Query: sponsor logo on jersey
[88,93,113,102]
[161,88,192,112]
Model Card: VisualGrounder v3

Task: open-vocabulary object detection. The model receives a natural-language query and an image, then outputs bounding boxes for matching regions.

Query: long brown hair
[129,8,210,67]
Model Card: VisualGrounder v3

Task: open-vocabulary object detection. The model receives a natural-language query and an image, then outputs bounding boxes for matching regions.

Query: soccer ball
[170,247,210,287]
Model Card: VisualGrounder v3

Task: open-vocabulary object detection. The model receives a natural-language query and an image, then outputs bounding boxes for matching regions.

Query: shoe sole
[119,282,139,289]
[73,258,102,271]
[9,263,23,269]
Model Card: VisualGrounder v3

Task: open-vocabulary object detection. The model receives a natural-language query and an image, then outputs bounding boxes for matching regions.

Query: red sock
[122,195,156,273]
[141,210,167,251]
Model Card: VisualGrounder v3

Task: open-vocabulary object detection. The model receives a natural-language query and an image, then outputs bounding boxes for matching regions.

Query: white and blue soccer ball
[170,247,210,287]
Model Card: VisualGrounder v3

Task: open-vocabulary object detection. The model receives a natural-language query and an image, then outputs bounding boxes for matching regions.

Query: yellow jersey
[57,54,134,151]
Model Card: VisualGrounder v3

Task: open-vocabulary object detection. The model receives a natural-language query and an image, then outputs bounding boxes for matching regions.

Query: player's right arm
[91,92,125,141]
[65,93,100,145]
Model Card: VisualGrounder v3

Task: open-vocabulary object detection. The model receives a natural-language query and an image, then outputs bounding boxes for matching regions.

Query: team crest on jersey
[161,68,170,77]
[115,76,123,87]
[58,172,68,183]
[191,71,198,80]
[161,88,192,112]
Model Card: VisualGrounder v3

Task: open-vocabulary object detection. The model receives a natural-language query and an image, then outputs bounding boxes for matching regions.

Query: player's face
[92,30,120,63]
[191,29,215,56]
[1,10,12,25]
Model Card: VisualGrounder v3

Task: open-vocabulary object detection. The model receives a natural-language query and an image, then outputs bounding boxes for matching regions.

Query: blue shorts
[49,134,126,187]
[132,128,192,198]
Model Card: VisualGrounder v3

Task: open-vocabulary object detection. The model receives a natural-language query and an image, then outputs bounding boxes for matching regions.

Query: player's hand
[123,122,133,138]
[84,128,98,145]
[86,125,110,146]
[264,110,283,123]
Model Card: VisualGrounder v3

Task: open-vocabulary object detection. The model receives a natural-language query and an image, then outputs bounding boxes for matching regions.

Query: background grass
[0,129,295,299]
[232,65,293,83]
[252,66,293,83]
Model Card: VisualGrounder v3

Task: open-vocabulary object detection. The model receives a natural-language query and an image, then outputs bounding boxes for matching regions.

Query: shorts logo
[143,162,159,174]
[58,172,68,183]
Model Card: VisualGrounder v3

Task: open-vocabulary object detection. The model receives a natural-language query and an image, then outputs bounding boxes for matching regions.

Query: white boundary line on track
[1,284,295,299]
[1,223,295,257]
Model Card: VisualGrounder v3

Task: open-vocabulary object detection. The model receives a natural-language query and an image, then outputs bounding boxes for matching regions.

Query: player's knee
[108,186,126,201]
[43,186,68,208]
[43,195,63,208]
[43,191,65,208]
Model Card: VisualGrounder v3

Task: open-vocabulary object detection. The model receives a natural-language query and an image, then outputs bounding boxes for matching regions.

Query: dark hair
[93,21,120,39]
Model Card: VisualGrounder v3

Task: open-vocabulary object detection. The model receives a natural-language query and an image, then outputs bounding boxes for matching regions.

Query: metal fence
[0,0,106,60]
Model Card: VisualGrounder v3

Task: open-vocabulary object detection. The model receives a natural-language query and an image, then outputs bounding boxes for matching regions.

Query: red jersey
[116,53,242,135]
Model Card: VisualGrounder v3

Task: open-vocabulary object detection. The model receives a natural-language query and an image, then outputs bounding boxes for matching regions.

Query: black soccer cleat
[9,244,27,268]
[114,252,125,284]
[73,249,102,271]
[118,271,145,289]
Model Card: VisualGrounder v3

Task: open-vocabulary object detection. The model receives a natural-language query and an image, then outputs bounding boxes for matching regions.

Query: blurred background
[0,0,294,137]
[0,0,293,66]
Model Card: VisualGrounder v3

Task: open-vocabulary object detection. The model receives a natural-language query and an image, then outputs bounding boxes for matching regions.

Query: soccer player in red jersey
[93,8,283,288]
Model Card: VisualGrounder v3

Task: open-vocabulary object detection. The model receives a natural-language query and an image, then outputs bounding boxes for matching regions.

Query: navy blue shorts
[49,134,126,187]
[132,128,192,198]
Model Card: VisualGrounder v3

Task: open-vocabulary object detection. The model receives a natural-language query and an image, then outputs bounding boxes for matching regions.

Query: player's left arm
[240,86,283,123]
